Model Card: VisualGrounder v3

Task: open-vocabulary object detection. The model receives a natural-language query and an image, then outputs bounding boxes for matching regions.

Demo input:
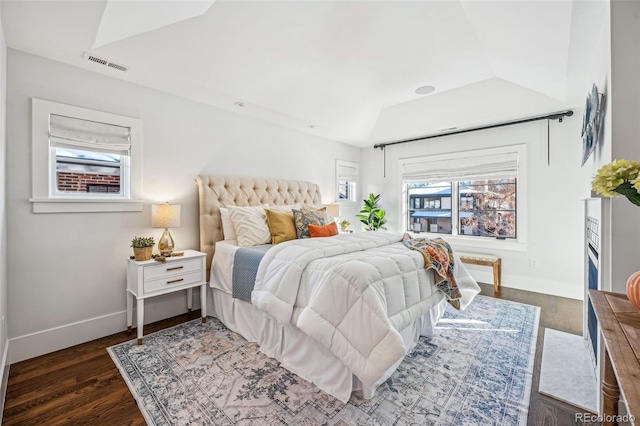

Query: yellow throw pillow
[265,209,297,244]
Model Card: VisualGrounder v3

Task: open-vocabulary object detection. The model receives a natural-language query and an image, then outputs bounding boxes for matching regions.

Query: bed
[196,175,480,403]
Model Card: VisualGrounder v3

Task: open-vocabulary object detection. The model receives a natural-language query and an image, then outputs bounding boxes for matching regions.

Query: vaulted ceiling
[0,0,607,147]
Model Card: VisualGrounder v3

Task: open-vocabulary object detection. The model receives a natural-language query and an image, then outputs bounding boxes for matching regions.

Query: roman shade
[49,113,131,153]
[337,163,358,181]
[402,152,518,182]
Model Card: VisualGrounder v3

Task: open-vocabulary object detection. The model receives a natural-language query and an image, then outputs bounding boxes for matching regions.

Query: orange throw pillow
[308,222,339,237]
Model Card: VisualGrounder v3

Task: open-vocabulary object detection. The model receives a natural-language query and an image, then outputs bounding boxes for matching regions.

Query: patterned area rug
[108,295,539,425]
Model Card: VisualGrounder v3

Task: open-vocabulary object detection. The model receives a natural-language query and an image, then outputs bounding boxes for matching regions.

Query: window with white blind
[31,98,143,213]
[336,160,358,203]
[402,146,526,241]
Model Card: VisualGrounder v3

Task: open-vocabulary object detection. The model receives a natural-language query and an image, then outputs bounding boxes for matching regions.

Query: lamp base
[158,229,175,256]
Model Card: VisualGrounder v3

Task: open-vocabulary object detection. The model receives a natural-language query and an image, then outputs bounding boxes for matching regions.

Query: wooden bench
[457,252,502,293]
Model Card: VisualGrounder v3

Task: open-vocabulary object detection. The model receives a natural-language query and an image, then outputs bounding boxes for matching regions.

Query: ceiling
[0,0,608,148]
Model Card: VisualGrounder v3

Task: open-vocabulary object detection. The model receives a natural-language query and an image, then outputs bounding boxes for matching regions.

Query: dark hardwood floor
[2,284,597,425]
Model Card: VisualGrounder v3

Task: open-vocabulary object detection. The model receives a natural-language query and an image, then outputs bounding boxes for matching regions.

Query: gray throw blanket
[232,245,272,301]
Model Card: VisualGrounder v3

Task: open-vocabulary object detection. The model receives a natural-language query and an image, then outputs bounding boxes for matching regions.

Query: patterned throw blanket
[402,233,462,309]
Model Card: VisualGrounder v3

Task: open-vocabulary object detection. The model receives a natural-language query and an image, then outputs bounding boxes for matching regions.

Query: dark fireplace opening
[586,215,599,364]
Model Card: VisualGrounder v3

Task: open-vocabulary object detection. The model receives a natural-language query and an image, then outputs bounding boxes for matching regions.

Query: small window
[49,112,131,198]
[31,99,142,213]
[55,148,122,194]
[336,160,358,203]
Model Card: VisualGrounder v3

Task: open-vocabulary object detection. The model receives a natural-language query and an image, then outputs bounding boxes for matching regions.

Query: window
[31,99,143,213]
[408,179,516,237]
[459,179,516,238]
[49,113,131,197]
[408,182,453,234]
[55,148,122,194]
[402,146,525,242]
[336,160,358,203]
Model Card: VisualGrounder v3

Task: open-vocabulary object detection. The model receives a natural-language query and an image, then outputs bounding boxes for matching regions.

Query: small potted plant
[131,236,155,261]
[339,219,351,232]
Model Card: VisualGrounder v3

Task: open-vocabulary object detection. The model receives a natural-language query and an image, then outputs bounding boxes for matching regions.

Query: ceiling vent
[82,52,129,73]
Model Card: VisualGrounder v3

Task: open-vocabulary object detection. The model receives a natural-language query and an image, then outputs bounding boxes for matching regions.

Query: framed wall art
[581,83,605,166]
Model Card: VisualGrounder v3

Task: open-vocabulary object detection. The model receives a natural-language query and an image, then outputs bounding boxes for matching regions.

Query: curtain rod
[373,110,574,150]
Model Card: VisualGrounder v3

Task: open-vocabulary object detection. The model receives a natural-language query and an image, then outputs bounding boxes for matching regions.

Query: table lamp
[152,203,181,256]
[325,203,340,222]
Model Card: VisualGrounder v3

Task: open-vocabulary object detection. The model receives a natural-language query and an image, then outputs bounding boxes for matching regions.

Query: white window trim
[30,98,143,213]
[399,144,528,251]
[336,159,359,204]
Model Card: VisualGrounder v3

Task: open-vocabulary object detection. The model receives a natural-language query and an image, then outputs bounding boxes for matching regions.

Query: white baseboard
[465,267,583,300]
[0,337,9,420]
[4,270,579,364]
[9,290,202,364]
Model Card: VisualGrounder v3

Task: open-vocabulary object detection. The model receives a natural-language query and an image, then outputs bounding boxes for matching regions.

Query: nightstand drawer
[143,258,202,281]
[143,270,203,293]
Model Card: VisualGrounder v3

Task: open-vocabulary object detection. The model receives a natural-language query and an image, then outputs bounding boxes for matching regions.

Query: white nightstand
[126,249,207,344]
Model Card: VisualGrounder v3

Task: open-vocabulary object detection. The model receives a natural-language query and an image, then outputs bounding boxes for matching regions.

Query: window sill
[411,232,528,252]
[30,198,144,213]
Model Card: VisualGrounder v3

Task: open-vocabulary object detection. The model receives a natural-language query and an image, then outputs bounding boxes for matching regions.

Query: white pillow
[219,208,236,241]
[265,203,301,213]
[228,205,272,247]
[221,204,270,241]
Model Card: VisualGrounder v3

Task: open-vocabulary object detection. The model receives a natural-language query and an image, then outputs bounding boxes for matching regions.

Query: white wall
[0,9,8,411]
[5,49,360,362]
[578,0,640,295]
[361,116,585,300]
[605,0,640,293]
[574,0,611,185]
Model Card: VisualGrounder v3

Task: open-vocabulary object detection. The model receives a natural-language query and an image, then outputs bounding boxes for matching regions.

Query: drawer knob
[167,278,184,284]
[167,266,184,271]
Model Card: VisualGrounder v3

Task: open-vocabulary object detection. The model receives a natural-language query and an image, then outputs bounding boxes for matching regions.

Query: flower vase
[625,271,640,311]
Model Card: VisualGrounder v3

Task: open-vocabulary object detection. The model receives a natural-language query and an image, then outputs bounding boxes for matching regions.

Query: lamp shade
[325,203,340,219]
[152,204,181,228]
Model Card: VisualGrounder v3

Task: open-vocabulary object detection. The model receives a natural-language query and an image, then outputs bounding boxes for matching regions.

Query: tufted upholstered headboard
[196,175,323,280]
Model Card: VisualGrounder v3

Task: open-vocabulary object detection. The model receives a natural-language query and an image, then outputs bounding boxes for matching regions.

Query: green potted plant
[356,193,387,231]
[339,219,351,232]
[131,236,155,261]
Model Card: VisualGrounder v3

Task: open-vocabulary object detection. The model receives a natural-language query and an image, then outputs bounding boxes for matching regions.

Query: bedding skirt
[206,285,447,402]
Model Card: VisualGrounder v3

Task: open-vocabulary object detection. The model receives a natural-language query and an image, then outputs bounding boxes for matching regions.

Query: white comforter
[251,232,479,396]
